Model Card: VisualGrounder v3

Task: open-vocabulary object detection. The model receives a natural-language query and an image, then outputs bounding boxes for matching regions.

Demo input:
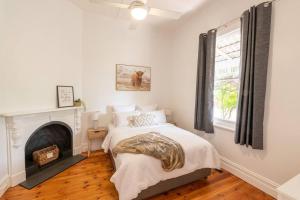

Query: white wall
[0,117,8,196]
[170,0,300,188]
[0,0,83,195]
[0,0,5,56]
[81,13,172,149]
[0,0,9,196]
[0,0,7,113]
[82,13,172,112]
[0,0,83,114]
[0,0,173,155]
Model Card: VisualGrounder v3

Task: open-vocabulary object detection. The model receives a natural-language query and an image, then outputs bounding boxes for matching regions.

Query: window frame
[213,20,241,132]
[214,118,236,132]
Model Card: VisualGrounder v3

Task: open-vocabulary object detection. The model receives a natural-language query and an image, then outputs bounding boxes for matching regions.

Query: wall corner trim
[220,156,280,198]
[0,175,10,197]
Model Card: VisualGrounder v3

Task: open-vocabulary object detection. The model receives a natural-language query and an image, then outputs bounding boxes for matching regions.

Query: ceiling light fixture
[130,1,148,21]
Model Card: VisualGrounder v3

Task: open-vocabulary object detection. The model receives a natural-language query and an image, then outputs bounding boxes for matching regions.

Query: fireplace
[25,121,73,177]
[2,107,85,190]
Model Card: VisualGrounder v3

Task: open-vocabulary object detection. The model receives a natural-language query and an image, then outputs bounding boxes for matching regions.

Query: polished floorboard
[1,151,275,200]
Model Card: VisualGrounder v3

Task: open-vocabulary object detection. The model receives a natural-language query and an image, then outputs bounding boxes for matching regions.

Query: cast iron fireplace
[25,121,73,177]
[20,121,85,189]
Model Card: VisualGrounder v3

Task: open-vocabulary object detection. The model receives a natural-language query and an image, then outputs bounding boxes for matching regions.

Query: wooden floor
[1,151,275,200]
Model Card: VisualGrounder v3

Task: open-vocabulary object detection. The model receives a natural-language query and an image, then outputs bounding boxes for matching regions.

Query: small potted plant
[74,99,86,111]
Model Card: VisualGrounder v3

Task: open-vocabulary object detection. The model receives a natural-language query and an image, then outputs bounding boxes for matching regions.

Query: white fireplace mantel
[0,106,85,192]
[0,106,83,117]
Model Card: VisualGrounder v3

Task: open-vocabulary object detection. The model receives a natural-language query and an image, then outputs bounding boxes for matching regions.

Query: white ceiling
[71,0,208,25]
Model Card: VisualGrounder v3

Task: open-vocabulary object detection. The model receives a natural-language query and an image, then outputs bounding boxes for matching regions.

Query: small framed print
[57,86,74,108]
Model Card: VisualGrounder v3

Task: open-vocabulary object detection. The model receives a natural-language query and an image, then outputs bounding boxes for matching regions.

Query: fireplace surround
[0,107,85,189]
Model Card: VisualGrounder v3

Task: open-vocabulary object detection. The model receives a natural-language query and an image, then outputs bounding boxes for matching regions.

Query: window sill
[213,118,235,132]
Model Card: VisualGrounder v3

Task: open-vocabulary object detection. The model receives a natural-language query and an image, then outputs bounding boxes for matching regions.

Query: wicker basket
[33,145,59,166]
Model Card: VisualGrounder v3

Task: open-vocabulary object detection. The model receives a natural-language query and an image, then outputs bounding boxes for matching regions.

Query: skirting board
[0,175,10,197]
[220,156,280,198]
[80,142,104,153]
[10,170,26,187]
[74,146,83,155]
[81,143,88,152]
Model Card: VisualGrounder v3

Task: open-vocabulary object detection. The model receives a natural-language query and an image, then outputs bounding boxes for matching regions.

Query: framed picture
[116,64,151,91]
[57,86,74,108]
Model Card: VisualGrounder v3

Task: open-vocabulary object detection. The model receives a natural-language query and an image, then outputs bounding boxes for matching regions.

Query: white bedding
[102,123,221,200]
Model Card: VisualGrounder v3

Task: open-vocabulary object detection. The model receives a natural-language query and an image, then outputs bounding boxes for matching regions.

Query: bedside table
[87,127,108,157]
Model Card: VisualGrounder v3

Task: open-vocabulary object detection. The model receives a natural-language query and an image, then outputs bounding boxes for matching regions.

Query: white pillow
[112,104,136,113]
[137,104,158,112]
[146,110,167,124]
[113,111,140,127]
[131,113,156,127]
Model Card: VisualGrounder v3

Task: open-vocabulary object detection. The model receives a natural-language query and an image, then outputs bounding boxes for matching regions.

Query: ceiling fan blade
[89,0,129,9]
[89,0,182,20]
[149,8,182,20]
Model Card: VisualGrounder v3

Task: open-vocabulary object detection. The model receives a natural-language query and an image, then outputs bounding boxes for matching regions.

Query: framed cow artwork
[116,64,151,91]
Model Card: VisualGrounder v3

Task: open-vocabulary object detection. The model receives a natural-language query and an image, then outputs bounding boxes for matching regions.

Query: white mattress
[102,123,221,200]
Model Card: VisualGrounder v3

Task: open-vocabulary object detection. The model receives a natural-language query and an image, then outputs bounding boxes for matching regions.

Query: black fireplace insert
[25,121,73,177]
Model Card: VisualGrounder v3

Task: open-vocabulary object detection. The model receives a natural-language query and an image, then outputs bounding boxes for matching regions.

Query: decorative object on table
[57,86,74,108]
[87,127,108,157]
[74,99,82,107]
[164,109,173,122]
[116,64,151,91]
[32,145,59,166]
[74,99,86,111]
[91,111,102,129]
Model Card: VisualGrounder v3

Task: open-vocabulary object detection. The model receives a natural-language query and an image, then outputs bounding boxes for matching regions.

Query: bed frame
[108,151,211,200]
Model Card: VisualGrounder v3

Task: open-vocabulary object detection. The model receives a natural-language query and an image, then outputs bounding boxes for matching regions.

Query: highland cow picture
[116,64,151,91]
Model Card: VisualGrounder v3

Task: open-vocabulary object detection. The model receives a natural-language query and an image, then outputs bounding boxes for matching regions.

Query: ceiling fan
[89,0,182,21]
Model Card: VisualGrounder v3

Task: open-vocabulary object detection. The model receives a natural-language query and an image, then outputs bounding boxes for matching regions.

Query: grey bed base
[108,150,211,200]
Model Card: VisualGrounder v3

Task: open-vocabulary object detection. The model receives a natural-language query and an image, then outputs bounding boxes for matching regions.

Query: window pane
[214,28,241,122]
[214,79,239,121]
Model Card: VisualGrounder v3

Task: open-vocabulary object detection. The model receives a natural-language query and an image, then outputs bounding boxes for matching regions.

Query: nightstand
[87,127,108,157]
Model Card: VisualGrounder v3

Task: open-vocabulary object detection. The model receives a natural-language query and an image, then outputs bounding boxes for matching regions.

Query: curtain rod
[216,0,279,31]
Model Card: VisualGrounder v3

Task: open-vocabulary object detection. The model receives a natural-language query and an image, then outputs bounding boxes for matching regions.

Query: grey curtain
[235,2,272,149]
[194,29,217,133]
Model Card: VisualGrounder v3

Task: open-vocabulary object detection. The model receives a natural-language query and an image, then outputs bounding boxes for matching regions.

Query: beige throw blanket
[112,132,185,171]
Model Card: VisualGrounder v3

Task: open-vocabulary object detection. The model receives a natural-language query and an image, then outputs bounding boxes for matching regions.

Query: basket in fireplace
[33,145,59,166]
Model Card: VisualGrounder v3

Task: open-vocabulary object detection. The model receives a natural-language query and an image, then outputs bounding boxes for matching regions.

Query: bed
[102,123,221,200]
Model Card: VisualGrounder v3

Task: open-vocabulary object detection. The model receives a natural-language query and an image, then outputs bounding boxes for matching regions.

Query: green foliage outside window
[215,82,238,120]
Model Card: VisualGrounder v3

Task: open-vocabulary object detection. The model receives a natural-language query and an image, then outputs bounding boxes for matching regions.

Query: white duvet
[102,123,221,200]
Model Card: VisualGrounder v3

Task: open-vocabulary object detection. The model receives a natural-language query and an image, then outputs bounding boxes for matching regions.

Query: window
[214,27,241,129]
